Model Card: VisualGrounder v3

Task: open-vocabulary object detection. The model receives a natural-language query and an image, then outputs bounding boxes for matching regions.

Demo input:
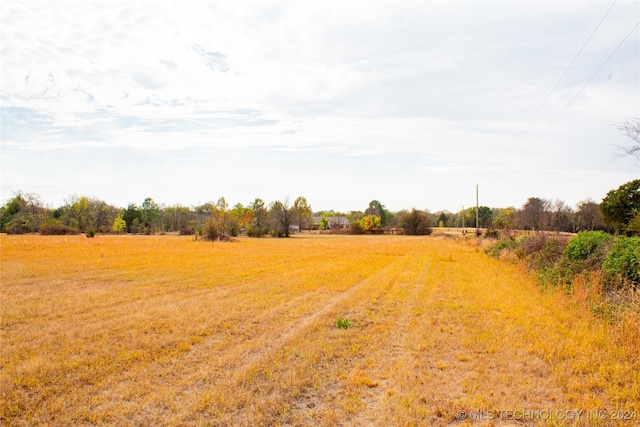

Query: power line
[497,0,619,163]
[518,19,640,160]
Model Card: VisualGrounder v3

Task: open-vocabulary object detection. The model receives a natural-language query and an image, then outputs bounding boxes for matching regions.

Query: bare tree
[550,199,573,233]
[400,208,432,235]
[292,196,312,231]
[576,198,603,231]
[519,197,550,231]
[616,118,640,161]
[214,196,229,233]
[269,199,292,237]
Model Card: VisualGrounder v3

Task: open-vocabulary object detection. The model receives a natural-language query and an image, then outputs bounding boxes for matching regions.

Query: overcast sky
[1,1,639,213]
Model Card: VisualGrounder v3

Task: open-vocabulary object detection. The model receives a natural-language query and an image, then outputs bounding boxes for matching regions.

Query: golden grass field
[1,234,638,426]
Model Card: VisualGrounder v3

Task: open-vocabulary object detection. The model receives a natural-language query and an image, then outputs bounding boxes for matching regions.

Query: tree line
[0,194,313,240]
[1,179,638,238]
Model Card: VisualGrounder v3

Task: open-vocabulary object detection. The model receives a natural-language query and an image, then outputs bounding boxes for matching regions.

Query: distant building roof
[312,216,350,228]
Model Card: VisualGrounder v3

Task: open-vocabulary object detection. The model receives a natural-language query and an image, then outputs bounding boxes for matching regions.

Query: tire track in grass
[346,252,431,427]
[5,236,596,426]
[96,253,408,424]
[185,254,414,426]
[377,239,566,426]
[269,253,427,427]
[268,238,567,427]
[237,254,416,365]
[201,256,408,414]
[0,269,320,392]
[18,236,403,423]
[90,284,332,424]
[2,237,402,425]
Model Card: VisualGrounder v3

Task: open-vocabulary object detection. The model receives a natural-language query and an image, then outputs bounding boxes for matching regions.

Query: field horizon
[1,234,638,426]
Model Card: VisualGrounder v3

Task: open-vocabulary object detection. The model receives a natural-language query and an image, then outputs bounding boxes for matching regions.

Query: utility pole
[476,184,479,237]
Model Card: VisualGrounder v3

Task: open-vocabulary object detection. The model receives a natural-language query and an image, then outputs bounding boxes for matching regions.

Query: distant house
[289,224,300,234]
[312,216,350,230]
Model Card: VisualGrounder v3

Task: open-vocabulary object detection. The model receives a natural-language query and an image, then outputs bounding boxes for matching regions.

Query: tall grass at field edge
[486,233,639,348]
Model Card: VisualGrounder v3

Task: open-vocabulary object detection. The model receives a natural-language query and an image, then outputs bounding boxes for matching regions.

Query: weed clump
[485,239,518,258]
[336,317,352,329]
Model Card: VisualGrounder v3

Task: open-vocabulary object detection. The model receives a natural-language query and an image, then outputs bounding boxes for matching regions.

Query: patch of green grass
[336,317,352,329]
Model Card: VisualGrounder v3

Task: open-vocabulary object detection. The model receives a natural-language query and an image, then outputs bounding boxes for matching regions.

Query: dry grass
[1,234,638,426]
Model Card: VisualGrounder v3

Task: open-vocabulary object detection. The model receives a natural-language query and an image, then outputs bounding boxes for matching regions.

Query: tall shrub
[563,231,613,270]
[603,236,640,288]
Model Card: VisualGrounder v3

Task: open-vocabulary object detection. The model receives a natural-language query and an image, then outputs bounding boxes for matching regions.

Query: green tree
[64,195,90,232]
[319,215,329,231]
[250,198,268,229]
[477,206,492,228]
[601,179,640,234]
[228,203,248,237]
[246,198,269,237]
[141,197,160,234]
[626,210,640,235]
[365,200,393,228]
[112,215,126,233]
[1,192,27,232]
[122,204,142,233]
[493,207,515,230]
[58,196,117,234]
[2,191,48,234]
[437,212,448,227]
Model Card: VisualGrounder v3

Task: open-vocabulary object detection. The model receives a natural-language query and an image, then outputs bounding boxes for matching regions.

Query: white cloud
[1,0,639,211]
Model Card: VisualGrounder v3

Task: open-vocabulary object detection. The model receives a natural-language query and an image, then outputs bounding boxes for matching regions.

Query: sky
[1,1,639,213]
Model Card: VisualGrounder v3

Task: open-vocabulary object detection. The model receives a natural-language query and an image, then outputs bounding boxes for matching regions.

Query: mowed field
[1,234,638,426]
